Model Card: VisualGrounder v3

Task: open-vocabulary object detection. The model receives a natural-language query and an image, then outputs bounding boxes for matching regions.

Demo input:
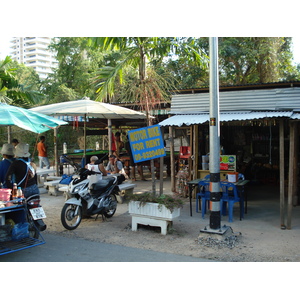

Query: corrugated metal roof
[170,87,300,114]
[290,113,300,120]
[159,111,294,127]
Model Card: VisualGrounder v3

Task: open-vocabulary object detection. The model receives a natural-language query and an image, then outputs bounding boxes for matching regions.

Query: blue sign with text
[128,125,166,163]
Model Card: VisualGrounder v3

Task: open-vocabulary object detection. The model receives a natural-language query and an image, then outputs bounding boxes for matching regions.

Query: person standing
[5,143,39,198]
[124,136,146,181]
[37,136,50,169]
[0,143,16,187]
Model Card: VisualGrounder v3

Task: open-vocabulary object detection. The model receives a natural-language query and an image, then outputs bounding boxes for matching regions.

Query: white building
[10,37,58,80]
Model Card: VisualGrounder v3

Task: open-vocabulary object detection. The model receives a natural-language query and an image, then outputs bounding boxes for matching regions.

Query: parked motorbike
[60,167,125,230]
[15,194,47,239]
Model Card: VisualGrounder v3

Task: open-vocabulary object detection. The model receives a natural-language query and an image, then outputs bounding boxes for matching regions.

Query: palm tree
[0,56,44,107]
[89,37,207,194]
[90,37,206,124]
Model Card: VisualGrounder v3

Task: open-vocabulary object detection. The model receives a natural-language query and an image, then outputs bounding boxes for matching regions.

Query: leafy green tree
[0,56,44,107]
[45,37,107,101]
[218,37,299,84]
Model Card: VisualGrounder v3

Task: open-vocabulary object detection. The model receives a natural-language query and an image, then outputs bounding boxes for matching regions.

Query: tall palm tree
[90,37,206,125]
[90,37,206,194]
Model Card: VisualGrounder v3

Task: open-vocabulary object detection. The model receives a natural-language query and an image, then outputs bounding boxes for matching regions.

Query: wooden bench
[117,182,136,203]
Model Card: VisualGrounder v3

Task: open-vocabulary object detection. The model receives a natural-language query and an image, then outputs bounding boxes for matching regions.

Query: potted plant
[128,192,184,234]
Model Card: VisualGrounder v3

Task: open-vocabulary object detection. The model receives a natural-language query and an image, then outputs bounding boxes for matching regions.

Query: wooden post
[169,126,175,192]
[159,127,164,195]
[193,124,198,180]
[293,123,298,206]
[287,121,295,229]
[54,127,58,176]
[279,119,285,228]
[108,119,112,155]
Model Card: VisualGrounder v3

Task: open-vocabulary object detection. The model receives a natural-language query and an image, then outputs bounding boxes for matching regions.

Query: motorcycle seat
[90,177,115,193]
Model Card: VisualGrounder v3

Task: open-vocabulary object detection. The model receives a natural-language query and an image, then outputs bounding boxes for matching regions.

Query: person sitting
[5,143,39,198]
[85,156,107,187]
[106,154,125,175]
[11,139,19,148]
[0,143,16,188]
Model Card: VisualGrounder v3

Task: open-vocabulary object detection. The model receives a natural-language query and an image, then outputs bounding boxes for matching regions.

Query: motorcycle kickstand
[95,214,106,221]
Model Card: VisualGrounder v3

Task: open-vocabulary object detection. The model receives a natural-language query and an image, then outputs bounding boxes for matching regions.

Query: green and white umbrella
[0,102,67,133]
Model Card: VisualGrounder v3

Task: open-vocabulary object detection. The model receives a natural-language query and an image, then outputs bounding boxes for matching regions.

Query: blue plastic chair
[220,181,244,222]
[196,179,210,218]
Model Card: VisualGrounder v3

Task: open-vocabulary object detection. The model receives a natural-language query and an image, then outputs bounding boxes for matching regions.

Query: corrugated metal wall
[171,87,300,114]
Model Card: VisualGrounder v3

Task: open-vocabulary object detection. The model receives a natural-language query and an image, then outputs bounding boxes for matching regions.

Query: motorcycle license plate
[30,207,47,220]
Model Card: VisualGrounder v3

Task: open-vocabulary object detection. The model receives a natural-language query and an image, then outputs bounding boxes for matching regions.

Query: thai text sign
[128,125,166,163]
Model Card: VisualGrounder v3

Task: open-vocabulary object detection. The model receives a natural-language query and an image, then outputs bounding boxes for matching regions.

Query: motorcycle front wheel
[61,204,82,230]
[104,194,117,218]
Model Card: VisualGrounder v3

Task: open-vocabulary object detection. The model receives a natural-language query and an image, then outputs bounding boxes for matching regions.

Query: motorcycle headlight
[73,183,86,194]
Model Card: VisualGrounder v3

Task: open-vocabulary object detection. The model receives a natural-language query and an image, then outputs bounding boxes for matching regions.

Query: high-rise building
[10,37,58,80]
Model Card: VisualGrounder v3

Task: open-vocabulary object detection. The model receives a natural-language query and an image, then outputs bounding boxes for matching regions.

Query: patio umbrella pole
[83,114,87,166]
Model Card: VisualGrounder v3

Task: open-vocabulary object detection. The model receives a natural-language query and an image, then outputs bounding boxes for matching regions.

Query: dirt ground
[40,171,300,262]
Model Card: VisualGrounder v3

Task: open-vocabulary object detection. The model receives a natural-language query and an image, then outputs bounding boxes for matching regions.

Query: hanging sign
[128,125,166,163]
[220,155,236,171]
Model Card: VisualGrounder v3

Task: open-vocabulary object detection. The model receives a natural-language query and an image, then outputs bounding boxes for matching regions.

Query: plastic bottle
[17,187,23,198]
[63,142,67,154]
[12,183,18,198]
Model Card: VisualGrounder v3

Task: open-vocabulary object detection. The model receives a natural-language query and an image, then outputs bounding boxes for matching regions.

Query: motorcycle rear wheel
[28,221,39,239]
[61,204,82,230]
[103,194,117,218]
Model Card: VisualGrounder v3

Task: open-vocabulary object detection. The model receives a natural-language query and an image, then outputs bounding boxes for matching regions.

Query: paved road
[0,232,213,262]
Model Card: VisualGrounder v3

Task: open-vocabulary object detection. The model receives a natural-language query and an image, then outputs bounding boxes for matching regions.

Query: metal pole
[208,37,221,230]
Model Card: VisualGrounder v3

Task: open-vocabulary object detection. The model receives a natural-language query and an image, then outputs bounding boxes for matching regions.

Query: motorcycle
[60,167,125,230]
[13,194,47,239]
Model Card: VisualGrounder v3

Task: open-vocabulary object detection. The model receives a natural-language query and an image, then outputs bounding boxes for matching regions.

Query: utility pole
[208,37,221,230]
[200,37,229,235]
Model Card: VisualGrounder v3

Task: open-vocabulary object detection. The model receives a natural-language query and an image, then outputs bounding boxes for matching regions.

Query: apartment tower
[10,37,58,80]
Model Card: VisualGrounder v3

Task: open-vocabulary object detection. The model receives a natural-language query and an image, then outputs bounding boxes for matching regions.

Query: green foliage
[131,192,184,212]
[0,56,44,107]
[218,37,298,84]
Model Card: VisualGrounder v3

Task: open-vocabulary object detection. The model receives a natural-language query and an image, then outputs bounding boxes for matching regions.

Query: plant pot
[129,201,181,220]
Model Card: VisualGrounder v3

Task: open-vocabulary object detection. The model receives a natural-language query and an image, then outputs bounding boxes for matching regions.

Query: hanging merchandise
[63,142,68,154]
[175,167,189,197]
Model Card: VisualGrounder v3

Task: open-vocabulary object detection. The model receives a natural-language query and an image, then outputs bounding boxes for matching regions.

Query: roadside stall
[0,195,45,255]
[159,82,300,228]
[0,103,67,255]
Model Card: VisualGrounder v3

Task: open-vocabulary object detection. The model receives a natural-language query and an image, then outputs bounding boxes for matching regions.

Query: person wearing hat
[85,155,107,187]
[5,143,39,198]
[0,143,16,188]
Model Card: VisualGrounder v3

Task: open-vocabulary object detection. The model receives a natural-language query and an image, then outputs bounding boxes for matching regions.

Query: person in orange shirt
[37,136,50,169]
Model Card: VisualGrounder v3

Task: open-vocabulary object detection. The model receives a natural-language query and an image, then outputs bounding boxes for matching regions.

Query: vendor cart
[0,204,45,256]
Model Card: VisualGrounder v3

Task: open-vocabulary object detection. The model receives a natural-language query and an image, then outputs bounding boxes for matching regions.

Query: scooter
[11,194,47,239]
[60,168,125,230]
